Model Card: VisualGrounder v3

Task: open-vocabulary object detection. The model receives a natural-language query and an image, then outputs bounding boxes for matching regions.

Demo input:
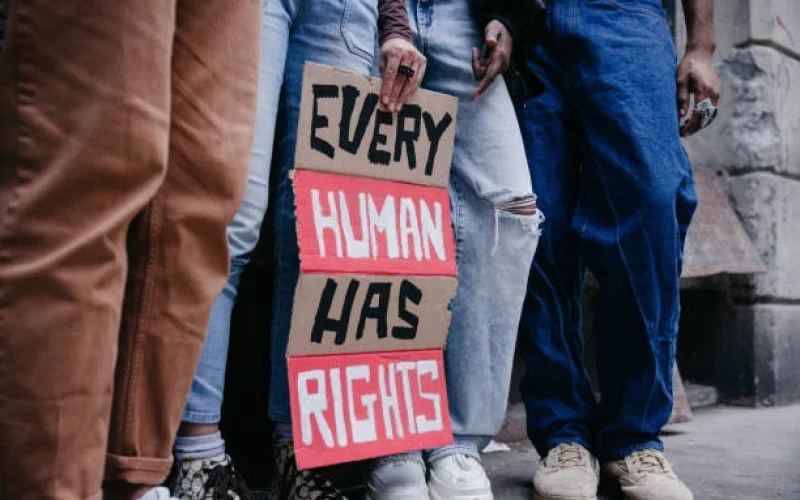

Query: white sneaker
[533,443,599,500]
[603,449,693,500]
[137,487,177,500]
[428,454,493,500]
[366,455,429,500]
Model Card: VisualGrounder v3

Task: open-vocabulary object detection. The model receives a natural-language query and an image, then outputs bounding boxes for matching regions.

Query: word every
[310,84,454,175]
[296,359,445,448]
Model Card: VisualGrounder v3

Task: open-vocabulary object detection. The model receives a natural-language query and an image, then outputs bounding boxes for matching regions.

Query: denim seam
[602,439,664,462]
[598,0,664,21]
[340,0,376,65]
[181,410,222,425]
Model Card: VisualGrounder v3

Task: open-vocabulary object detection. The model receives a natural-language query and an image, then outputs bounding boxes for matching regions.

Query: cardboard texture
[289,349,453,469]
[295,63,458,188]
[288,274,457,357]
[288,63,458,469]
[293,169,457,277]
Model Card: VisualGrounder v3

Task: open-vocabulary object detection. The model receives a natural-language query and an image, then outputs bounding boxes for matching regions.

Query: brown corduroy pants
[0,1,260,498]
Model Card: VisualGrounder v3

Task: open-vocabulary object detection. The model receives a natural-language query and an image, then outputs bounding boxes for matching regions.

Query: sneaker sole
[428,482,492,500]
[533,493,597,500]
[365,486,430,500]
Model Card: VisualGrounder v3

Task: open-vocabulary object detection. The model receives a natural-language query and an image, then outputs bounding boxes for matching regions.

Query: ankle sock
[174,431,226,461]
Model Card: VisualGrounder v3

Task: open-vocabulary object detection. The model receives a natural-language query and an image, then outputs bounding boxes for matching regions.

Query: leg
[0,1,174,498]
[104,0,260,497]
[180,0,293,434]
[517,39,596,458]
[564,0,697,460]
[267,0,378,426]
[409,0,541,453]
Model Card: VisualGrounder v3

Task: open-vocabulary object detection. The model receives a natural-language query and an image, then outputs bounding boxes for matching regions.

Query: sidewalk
[484,405,800,500]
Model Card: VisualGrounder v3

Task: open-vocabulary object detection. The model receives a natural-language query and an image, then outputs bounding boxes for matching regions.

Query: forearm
[681,0,715,55]
[378,0,412,45]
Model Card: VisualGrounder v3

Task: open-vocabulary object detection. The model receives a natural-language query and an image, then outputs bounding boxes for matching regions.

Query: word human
[311,188,447,262]
[297,359,444,448]
[310,84,454,176]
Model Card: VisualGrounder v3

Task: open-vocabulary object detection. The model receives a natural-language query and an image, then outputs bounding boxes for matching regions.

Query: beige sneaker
[533,443,599,500]
[603,449,693,500]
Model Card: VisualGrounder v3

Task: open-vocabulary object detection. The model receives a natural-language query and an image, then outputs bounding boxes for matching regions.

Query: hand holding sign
[379,38,427,112]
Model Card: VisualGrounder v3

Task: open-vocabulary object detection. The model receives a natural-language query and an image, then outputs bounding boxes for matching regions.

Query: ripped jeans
[407,0,542,458]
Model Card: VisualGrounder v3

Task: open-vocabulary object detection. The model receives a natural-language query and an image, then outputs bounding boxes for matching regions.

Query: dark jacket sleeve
[485,0,525,41]
[378,0,413,45]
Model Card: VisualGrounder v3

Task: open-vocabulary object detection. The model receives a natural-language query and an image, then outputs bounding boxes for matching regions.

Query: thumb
[677,72,691,118]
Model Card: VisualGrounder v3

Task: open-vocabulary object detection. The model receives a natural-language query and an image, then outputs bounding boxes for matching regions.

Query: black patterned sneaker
[172,454,255,500]
[270,442,348,500]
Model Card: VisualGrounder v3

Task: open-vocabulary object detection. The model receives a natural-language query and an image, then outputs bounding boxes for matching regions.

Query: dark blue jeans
[517,0,697,461]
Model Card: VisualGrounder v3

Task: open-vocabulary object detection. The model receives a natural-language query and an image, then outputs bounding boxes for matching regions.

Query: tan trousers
[0,0,260,498]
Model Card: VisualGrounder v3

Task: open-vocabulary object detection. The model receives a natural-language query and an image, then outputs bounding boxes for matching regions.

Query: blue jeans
[267,0,379,422]
[268,0,542,462]
[517,0,697,461]
[406,0,542,458]
[183,0,378,424]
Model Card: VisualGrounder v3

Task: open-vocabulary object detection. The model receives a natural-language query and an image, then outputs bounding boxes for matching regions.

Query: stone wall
[677,0,800,406]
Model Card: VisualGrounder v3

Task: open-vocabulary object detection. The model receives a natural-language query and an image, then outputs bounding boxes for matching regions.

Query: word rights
[287,63,459,469]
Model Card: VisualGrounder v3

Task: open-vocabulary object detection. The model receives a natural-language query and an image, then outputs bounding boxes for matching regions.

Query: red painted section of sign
[289,349,452,469]
[294,169,456,277]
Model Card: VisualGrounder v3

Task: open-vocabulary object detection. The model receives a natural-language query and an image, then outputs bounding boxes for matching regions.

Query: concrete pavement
[484,405,800,499]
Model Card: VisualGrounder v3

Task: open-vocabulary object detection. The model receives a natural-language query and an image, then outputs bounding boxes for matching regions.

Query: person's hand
[677,48,720,136]
[380,37,427,112]
[472,20,513,100]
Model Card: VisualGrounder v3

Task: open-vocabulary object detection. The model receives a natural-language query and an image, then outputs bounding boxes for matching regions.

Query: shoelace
[552,443,585,468]
[630,450,670,476]
[205,462,256,500]
[278,449,345,500]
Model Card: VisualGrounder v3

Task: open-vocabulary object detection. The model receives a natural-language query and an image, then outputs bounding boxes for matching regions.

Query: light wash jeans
[183,0,379,424]
[407,0,542,460]
[266,0,542,462]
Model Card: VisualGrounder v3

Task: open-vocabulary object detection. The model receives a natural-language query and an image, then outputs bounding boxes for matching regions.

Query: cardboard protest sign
[288,274,457,357]
[293,169,457,276]
[295,63,457,188]
[288,63,458,469]
[288,349,451,469]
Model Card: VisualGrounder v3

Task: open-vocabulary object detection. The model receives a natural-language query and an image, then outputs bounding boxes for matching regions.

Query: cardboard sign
[288,64,458,469]
[295,63,458,188]
[288,274,457,357]
[289,349,452,469]
[294,169,457,276]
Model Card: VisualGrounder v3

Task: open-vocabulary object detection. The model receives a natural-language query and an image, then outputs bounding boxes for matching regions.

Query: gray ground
[484,405,800,500]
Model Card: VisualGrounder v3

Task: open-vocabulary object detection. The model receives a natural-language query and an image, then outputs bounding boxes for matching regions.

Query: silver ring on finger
[696,97,718,129]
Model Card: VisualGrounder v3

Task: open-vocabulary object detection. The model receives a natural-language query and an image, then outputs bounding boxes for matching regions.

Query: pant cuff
[181,410,222,424]
[426,443,481,463]
[601,440,664,462]
[104,452,174,486]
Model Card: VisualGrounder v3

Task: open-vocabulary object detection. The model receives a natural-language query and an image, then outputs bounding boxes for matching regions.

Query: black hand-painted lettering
[310,278,360,345]
[311,84,339,159]
[394,104,421,171]
[392,280,422,340]
[340,86,379,155]
[368,109,393,166]
[422,112,453,176]
[355,282,391,340]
